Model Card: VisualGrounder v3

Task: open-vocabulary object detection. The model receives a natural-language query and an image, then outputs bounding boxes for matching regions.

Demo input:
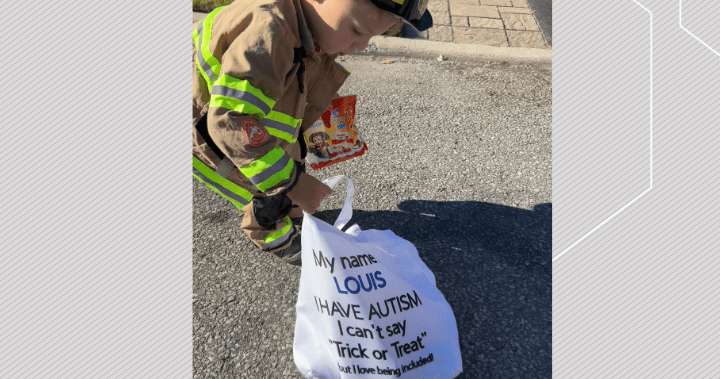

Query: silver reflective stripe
[261,118,297,136]
[247,153,291,187]
[265,224,295,249]
[212,85,272,115]
[196,22,217,83]
[193,167,250,206]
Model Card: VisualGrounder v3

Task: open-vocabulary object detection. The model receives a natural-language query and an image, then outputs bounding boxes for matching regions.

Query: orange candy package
[303,95,368,170]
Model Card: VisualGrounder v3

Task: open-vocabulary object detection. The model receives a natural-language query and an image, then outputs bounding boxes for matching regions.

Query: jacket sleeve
[205,8,300,196]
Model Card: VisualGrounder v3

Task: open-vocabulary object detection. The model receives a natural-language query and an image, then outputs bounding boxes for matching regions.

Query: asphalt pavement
[193,54,551,378]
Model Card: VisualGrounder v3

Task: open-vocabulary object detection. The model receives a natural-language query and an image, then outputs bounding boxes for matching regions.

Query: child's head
[311,132,330,144]
[302,0,429,55]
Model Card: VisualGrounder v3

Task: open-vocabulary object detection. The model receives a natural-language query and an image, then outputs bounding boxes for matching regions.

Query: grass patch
[193,0,234,13]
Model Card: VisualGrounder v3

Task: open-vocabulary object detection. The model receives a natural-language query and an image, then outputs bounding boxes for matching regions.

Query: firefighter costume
[192,0,350,252]
[192,0,432,254]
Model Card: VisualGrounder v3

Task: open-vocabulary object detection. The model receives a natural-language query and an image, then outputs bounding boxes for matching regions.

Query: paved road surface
[193,54,552,378]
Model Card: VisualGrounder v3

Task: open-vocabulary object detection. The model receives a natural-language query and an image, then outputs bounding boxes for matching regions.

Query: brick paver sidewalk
[423,0,547,48]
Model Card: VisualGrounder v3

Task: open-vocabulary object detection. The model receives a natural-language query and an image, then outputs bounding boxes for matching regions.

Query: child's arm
[199,8,305,200]
[286,172,332,214]
[195,4,346,213]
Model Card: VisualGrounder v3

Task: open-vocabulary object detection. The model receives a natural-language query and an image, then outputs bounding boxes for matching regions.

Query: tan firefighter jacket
[192,0,350,210]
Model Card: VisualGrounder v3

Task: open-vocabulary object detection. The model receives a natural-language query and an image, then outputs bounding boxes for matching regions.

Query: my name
[313,250,380,273]
[313,250,336,273]
[340,253,378,269]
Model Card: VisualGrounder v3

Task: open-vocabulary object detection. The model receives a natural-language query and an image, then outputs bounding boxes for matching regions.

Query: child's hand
[286,172,332,214]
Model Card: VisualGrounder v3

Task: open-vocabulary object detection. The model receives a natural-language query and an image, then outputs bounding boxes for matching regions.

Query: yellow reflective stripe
[256,155,294,192]
[197,7,225,92]
[391,0,404,4]
[193,21,205,85]
[209,95,266,117]
[238,147,285,177]
[195,38,212,90]
[193,20,200,52]
[193,172,247,210]
[214,75,275,111]
[239,147,295,192]
[264,216,294,247]
[262,110,301,143]
[210,76,276,117]
[193,157,253,209]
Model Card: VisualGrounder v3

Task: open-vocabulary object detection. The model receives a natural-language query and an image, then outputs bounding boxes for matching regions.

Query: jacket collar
[292,0,318,59]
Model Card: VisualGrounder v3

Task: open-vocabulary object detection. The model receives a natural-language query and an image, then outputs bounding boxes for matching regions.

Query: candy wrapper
[303,95,368,170]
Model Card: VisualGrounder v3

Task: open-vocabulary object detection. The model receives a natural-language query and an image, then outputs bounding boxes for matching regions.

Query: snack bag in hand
[303,95,368,170]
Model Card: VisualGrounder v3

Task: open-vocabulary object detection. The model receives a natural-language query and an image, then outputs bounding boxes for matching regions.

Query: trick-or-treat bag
[303,96,368,171]
[293,176,463,379]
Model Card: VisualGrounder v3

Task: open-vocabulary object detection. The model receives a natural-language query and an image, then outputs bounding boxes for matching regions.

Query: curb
[362,35,551,64]
[192,12,551,64]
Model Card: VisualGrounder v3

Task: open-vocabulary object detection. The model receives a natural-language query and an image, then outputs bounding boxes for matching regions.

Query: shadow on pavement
[321,201,552,378]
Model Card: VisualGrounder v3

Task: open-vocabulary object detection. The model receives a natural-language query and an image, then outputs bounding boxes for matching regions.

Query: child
[192,0,433,265]
[308,132,331,159]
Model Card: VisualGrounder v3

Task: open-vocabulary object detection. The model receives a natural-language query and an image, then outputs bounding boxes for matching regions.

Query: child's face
[304,0,400,55]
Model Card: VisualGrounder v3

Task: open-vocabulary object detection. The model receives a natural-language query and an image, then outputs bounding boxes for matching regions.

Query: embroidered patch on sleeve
[241,119,270,147]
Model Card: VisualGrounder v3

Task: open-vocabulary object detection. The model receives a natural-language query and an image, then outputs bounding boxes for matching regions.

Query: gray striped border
[679,0,720,57]
[1,2,192,378]
[4,0,720,378]
[555,0,720,377]
[554,0,654,262]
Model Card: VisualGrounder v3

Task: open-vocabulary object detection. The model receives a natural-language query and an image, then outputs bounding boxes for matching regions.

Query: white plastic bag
[293,176,462,379]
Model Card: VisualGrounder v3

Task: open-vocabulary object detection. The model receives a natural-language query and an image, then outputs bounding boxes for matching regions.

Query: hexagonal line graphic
[553,0,653,263]
[679,0,720,57]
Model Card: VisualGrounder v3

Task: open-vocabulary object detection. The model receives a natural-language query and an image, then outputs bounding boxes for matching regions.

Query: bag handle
[321,176,355,230]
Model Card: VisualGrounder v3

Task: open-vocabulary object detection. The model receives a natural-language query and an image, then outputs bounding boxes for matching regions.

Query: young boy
[192,0,432,265]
